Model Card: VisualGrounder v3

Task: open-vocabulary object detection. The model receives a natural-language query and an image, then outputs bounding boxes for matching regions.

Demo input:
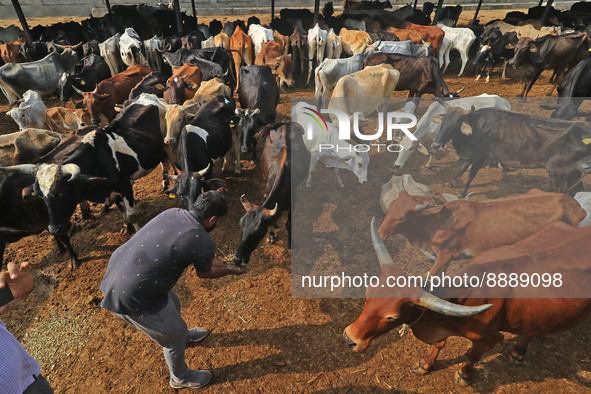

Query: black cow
[19,40,49,61]
[247,16,261,28]
[223,21,235,37]
[508,32,589,98]
[368,29,400,42]
[210,19,223,36]
[438,5,462,26]
[165,95,240,209]
[1,104,165,235]
[547,57,591,120]
[472,29,518,83]
[0,173,81,270]
[59,53,111,106]
[233,122,310,266]
[128,71,167,99]
[236,65,279,160]
[363,53,464,98]
[161,34,183,53]
[181,31,206,50]
[82,40,100,57]
[431,103,591,196]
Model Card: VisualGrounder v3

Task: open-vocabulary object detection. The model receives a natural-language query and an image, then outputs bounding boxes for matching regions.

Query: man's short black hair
[192,191,228,221]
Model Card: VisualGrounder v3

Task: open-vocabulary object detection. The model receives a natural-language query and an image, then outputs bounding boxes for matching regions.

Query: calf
[289,27,308,76]
[163,63,202,104]
[233,122,310,265]
[254,41,296,92]
[7,90,47,130]
[314,52,368,107]
[472,29,518,83]
[45,107,91,132]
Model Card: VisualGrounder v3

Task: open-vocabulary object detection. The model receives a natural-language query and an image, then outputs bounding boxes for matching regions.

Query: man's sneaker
[187,327,209,344]
[170,370,212,389]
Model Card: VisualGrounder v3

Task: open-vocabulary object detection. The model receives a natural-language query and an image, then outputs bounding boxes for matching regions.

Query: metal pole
[191,0,197,21]
[471,0,483,25]
[538,0,544,6]
[104,0,112,14]
[413,0,418,10]
[272,0,275,22]
[173,0,184,35]
[540,0,554,24]
[10,0,31,41]
[432,0,444,25]
[314,0,320,23]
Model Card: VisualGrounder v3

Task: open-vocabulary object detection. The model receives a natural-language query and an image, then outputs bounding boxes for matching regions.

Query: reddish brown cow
[255,40,295,91]
[82,64,152,125]
[0,37,27,63]
[163,63,202,104]
[345,219,591,386]
[378,189,586,276]
[230,28,254,92]
[401,22,444,56]
[386,27,424,45]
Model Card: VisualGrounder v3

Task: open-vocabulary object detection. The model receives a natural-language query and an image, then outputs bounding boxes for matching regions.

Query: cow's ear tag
[582,138,591,145]
[31,191,36,196]
[168,193,176,198]
[229,119,236,128]
[80,80,86,85]
[461,122,472,136]
[417,142,429,155]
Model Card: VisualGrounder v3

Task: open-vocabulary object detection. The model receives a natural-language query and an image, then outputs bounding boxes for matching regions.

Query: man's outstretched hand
[0,262,34,313]
[197,257,248,279]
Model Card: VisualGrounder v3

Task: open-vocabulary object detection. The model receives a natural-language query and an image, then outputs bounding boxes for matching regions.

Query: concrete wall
[0,0,580,19]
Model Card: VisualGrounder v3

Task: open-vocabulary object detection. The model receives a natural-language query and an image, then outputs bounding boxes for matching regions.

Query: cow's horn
[0,164,38,174]
[454,85,466,94]
[415,291,493,317]
[61,163,81,182]
[370,217,395,267]
[197,163,210,178]
[436,98,451,109]
[268,203,278,216]
[72,85,85,95]
[73,41,83,49]
[162,173,178,180]
[415,203,429,211]
[240,194,251,210]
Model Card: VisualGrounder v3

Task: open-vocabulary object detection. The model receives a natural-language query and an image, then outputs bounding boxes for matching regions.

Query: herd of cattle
[3,0,591,388]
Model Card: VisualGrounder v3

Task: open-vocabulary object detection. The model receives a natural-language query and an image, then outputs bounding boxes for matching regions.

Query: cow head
[508,37,534,67]
[83,91,111,125]
[164,164,225,210]
[343,218,492,352]
[165,75,199,104]
[6,106,32,130]
[431,100,474,150]
[351,151,370,184]
[235,108,261,154]
[233,195,280,265]
[164,102,200,145]
[378,191,435,240]
[273,55,296,89]
[0,163,107,235]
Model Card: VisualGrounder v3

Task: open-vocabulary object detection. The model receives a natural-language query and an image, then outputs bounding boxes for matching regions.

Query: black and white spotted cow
[0,103,165,235]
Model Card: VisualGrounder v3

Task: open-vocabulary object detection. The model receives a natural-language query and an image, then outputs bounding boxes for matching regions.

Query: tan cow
[0,37,26,64]
[386,27,425,45]
[273,30,289,55]
[0,128,62,166]
[486,20,558,38]
[327,64,399,123]
[45,107,91,133]
[339,28,372,56]
[230,28,254,92]
[255,40,296,91]
[214,32,230,49]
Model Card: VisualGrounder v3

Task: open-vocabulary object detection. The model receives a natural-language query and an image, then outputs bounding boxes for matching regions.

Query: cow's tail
[260,123,292,209]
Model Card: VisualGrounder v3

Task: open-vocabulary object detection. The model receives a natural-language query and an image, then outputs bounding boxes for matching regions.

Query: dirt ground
[3,7,591,394]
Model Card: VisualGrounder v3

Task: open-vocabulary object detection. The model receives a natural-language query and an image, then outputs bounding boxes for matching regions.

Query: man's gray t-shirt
[100,208,215,316]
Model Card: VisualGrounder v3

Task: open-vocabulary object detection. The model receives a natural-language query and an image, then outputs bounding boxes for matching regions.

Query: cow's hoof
[69,259,81,270]
[411,360,430,376]
[266,232,276,244]
[510,351,525,363]
[454,370,471,387]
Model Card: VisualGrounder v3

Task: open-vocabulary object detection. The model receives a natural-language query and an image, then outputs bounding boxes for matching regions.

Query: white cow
[201,36,215,48]
[7,90,47,130]
[144,35,162,72]
[292,101,370,188]
[575,192,591,227]
[394,94,512,168]
[372,40,430,57]
[100,33,124,77]
[326,28,343,59]
[306,23,328,86]
[248,24,274,58]
[437,24,477,76]
[343,19,366,31]
[119,28,147,67]
[314,52,368,107]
